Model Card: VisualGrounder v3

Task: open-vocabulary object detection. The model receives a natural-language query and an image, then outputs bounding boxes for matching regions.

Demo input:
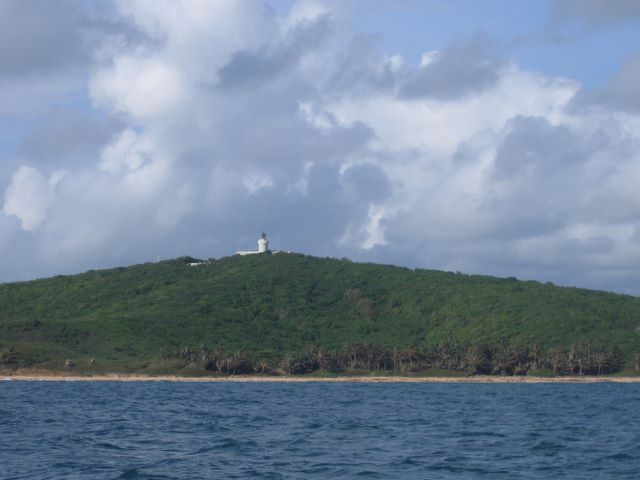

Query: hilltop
[1,253,639,376]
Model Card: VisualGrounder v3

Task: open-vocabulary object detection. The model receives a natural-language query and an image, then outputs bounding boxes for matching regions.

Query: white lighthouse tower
[236,232,272,256]
[258,232,269,253]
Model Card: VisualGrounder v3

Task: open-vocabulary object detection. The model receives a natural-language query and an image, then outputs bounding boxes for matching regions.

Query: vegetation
[1,253,640,376]
[159,341,625,376]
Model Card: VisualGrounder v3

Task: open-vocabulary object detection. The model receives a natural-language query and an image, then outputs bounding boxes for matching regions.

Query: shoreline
[3,372,640,383]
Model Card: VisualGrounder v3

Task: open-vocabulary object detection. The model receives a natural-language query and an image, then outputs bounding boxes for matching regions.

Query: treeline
[160,341,636,376]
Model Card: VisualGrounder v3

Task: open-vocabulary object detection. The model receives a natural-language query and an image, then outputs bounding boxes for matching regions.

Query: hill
[1,253,640,375]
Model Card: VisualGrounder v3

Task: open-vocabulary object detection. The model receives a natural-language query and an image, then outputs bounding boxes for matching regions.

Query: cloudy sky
[2,0,640,294]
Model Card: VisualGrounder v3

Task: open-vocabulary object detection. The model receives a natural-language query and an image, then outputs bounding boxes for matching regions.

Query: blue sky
[2,0,640,294]
[271,0,640,87]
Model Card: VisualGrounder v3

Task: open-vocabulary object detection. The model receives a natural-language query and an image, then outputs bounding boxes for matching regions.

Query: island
[1,252,640,380]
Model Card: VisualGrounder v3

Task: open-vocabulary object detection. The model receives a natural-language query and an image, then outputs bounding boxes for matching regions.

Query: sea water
[1,381,639,479]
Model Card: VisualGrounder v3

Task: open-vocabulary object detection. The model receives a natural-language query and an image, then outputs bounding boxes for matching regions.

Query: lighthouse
[258,232,269,253]
[236,232,272,256]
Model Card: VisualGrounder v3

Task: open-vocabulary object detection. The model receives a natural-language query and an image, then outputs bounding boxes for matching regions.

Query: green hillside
[1,253,640,375]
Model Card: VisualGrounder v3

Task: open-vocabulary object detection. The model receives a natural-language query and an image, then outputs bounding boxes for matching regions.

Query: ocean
[1,381,639,479]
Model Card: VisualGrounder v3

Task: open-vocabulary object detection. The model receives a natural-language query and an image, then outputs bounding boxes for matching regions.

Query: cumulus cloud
[570,55,640,113]
[90,55,186,119]
[216,10,333,90]
[2,0,640,294]
[399,36,505,100]
[0,0,135,116]
[2,166,62,231]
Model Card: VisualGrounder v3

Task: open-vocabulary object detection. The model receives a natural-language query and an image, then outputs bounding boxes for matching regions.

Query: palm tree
[314,347,330,373]
[280,352,296,375]
[200,352,214,371]
[373,346,393,371]
[463,345,491,375]
[392,347,399,372]
[341,344,372,371]
[548,348,565,375]
[436,336,458,370]
[567,344,581,375]
[231,352,253,374]
[253,359,270,374]
[399,346,423,373]
[582,342,595,375]
[214,348,228,373]
[511,346,530,375]
[492,342,516,375]
[593,352,609,376]
[179,345,197,363]
[0,347,17,368]
[529,343,544,373]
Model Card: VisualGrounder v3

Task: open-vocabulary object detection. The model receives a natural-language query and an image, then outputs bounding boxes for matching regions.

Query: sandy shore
[3,372,640,383]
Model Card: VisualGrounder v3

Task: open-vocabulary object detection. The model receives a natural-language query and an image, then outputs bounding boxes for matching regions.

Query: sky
[2,0,640,294]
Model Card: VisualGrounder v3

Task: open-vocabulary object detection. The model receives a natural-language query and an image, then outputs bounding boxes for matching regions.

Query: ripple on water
[115,468,174,480]
[0,382,639,479]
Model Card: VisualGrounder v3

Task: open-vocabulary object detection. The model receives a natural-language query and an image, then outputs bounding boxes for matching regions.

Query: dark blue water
[1,382,639,479]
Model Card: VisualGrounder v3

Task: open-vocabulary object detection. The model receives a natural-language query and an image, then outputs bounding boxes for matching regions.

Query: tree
[548,348,565,375]
[463,345,492,375]
[0,347,17,367]
[529,343,544,372]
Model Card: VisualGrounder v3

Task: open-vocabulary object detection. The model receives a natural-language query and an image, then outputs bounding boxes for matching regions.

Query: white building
[236,232,270,256]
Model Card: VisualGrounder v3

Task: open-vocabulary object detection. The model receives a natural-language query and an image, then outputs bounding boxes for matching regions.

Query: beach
[3,372,640,383]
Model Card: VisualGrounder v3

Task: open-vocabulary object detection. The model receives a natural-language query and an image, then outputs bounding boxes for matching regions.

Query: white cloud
[99,128,143,173]
[90,55,185,119]
[419,50,439,68]
[2,166,61,231]
[284,0,331,29]
[328,66,578,157]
